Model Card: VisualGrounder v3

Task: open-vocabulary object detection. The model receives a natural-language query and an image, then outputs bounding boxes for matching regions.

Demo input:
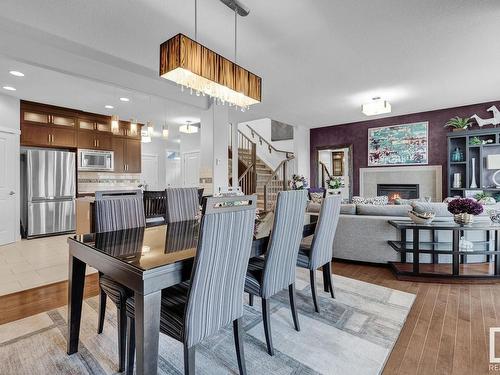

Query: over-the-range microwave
[77,149,114,171]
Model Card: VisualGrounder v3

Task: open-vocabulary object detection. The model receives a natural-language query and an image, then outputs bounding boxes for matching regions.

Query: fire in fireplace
[377,184,419,203]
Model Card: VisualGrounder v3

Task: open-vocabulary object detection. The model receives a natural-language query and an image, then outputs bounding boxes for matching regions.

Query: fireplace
[377,184,419,203]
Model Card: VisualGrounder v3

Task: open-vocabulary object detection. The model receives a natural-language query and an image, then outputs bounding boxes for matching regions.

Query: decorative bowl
[454,213,473,225]
[489,209,500,225]
[408,210,435,224]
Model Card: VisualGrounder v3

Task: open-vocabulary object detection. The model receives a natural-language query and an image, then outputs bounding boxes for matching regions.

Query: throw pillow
[352,196,388,205]
[309,192,323,204]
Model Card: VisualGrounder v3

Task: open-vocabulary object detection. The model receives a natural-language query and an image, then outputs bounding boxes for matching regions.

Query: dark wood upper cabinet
[112,138,141,173]
[21,101,142,172]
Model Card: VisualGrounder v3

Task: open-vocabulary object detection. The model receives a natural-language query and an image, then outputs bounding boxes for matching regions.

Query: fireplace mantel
[359,165,442,202]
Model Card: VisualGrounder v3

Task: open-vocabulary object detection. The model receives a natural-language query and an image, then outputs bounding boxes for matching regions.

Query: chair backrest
[143,190,167,219]
[94,190,146,233]
[166,187,199,223]
[309,195,342,269]
[184,195,257,348]
[261,190,308,298]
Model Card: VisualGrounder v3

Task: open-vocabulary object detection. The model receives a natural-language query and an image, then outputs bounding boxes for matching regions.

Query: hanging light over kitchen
[179,120,198,134]
[147,121,154,136]
[111,115,120,134]
[159,0,261,110]
[129,118,138,137]
[162,122,169,139]
[141,127,151,143]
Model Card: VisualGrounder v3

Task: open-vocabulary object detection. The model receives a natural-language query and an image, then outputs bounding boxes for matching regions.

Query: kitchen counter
[75,197,94,234]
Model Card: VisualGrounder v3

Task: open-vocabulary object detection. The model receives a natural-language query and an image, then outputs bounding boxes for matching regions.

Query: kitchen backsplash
[78,172,142,194]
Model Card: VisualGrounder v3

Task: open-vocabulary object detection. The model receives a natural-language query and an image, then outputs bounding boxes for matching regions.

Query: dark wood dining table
[66,219,316,375]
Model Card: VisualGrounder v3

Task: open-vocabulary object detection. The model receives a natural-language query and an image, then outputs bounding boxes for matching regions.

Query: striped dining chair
[166,187,200,223]
[125,195,257,374]
[297,194,341,313]
[94,190,146,372]
[244,190,308,356]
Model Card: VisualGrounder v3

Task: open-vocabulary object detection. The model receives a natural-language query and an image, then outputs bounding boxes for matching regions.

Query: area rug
[0,270,415,375]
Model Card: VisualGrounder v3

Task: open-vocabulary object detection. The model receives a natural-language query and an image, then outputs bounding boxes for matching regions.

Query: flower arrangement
[447,198,483,224]
[327,176,345,190]
[289,174,308,190]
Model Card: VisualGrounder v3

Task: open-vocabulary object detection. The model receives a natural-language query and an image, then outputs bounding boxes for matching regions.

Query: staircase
[229,124,295,211]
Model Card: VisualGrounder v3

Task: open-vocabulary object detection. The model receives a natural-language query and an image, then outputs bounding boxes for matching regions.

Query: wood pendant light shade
[160,34,261,106]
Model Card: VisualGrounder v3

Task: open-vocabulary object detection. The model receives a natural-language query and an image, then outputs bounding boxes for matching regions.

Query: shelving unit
[447,128,500,198]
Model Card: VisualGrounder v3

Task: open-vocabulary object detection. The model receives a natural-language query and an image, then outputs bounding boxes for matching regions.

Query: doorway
[141,154,159,190]
[317,145,353,201]
[0,130,18,245]
[181,150,200,187]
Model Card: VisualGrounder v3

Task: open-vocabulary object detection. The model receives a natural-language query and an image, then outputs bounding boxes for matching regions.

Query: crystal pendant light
[162,122,169,139]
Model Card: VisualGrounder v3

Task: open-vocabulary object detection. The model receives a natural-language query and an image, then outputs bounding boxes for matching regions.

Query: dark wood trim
[0,273,99,325]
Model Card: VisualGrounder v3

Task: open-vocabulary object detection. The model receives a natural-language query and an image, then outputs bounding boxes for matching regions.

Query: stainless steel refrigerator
[21,149,76,238]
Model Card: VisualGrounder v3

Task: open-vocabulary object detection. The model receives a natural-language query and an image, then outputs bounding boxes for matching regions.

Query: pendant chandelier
[159,0,261,111]
[179,120,199,134]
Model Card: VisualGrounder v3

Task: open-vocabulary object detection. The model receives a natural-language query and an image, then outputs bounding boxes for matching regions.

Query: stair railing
[319,161,333,189]
[263,155,296,211]
[246,124,294,159]
[228,123,257,194]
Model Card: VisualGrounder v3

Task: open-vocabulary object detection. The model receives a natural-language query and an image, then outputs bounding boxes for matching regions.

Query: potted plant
[326,176,345,195]
[447,198,483,225]
[289,174,308,190]
[444,116,473,131]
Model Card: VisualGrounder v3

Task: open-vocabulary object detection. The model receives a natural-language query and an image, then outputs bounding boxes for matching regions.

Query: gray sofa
[307,202,497,264]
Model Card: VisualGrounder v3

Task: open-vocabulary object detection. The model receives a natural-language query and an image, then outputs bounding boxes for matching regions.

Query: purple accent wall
[310,100,500,198]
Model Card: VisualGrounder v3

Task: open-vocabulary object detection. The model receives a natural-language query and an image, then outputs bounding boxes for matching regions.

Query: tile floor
[0,235,96,296]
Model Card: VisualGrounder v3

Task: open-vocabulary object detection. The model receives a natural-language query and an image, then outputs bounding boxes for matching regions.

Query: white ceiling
[0,0,499,128]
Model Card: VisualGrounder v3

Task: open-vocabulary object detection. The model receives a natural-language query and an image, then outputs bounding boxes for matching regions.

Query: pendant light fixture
[129,118,138,136]
[141,126,152,143]
[147,121,154,136]
[159,0,261,110]
[179,120,198,134]
[111,115,120,134]
[162,122,169,139]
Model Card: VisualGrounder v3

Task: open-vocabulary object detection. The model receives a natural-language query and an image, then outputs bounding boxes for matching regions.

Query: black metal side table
[388,220,500,280]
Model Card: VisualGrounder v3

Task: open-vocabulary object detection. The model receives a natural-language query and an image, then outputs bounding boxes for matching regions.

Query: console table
[388,220,500,280]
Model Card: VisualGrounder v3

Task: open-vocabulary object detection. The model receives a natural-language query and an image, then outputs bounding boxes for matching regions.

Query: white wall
[199,103,229,195]
[141,137,180,189]
[294,126,310,183]
[0,94,21,241]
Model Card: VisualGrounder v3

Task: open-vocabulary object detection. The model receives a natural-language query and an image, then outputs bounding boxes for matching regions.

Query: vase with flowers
[447,198,483,225]
[326,176,345,195]
[289,174,308,190]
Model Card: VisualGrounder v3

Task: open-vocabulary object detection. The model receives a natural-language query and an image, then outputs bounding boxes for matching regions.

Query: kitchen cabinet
[112,138,141,173]
[23,110,75,127]
[78,119,112,133]
[117,123,141,139]
[77,131,112,150]
[21,123,77,148]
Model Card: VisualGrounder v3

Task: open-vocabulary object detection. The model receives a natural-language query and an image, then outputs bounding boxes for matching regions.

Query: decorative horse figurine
[471,105,500,127]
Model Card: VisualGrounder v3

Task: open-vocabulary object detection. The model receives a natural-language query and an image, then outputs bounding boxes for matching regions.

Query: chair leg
[310,270,320,313]
[322,264,330,293]
[233,318,247,375]
[324,262,335,299]
[261,298,274,356]
[288,283,300,332]
[117,305,127,372]
[184,343,196,375]
[97,288,106,334]
[248,293,254,307]
[126,317,135,375]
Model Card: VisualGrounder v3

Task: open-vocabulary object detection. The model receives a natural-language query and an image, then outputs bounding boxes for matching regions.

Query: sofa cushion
[356,204,411,216]
[340,204,356,215]
[352,196,388,205]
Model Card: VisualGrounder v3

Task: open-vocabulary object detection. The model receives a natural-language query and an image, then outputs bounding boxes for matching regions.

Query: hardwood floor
[332,261,499,375]
[0,273,98,326]
[1,262,499,374]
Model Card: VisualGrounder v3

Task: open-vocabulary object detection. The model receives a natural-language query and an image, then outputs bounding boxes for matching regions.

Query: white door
[165,152,181,187]
[141,154,159,190]
[0,131,17,245]
[181,151,200,187]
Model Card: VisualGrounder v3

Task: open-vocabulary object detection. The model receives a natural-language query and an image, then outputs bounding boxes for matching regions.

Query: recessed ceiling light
[2,86,16,91]
[104,105,114,109]
[362,97,391,116]
[119,97,130,102]
[9,71,24,77]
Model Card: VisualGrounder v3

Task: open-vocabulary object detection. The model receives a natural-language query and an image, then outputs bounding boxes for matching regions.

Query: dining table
[66,217,317,375]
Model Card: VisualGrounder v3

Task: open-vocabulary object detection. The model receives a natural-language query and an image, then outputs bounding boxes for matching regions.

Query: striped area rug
[0,269,414,375]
